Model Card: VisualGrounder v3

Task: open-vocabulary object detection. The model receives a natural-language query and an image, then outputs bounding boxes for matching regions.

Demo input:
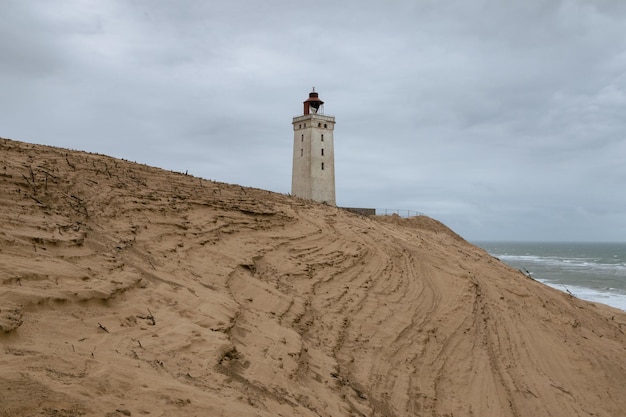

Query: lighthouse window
[301,134,304,142]
[299,124,301,129]
[321,148,324,156]
[324,124,327,128]
[321,162,325,170]
[318,123,321,127]
[321,134,324,141]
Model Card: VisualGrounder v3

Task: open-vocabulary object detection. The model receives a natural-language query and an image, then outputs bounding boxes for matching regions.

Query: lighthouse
[291,89,336,205]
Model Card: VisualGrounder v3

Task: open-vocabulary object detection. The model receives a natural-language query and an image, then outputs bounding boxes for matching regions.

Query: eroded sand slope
[1,138,625,417]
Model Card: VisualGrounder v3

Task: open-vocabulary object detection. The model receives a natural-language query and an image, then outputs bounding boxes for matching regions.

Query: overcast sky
[2,0,625,241]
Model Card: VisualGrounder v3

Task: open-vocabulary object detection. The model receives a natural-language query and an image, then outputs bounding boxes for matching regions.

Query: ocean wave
[496,254,626,275]
[538,280,626,312]
[482,244,626,311]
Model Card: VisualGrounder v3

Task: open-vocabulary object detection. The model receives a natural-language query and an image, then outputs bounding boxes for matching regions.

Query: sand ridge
[0,137,625,417]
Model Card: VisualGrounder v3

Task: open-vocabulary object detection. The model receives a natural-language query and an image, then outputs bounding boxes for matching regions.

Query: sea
[474,242,626,312]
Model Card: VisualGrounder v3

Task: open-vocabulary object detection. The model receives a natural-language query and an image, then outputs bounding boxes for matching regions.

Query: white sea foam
[538,280,626,312]
[498,254,626,275]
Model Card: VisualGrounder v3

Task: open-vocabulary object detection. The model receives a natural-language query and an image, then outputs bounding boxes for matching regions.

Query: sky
[1,0,625,242]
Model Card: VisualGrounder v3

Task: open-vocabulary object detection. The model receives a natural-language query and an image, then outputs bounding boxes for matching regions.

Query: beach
[1,137,626,417]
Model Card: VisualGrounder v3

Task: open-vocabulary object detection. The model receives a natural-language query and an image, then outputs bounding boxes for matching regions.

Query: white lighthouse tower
[291,89,336,205]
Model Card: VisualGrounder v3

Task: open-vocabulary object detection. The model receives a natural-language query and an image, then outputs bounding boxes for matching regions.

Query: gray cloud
[1,0,625,241]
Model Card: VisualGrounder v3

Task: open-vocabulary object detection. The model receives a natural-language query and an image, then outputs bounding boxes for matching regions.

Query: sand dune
[1,137,625,417]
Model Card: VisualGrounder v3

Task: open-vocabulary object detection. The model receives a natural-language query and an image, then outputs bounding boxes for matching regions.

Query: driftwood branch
[61,192,89,216]
[97,322,110,333]
[37,166,58,179]
[147,309,156,326]
[561,283,576,298]
[138,309,156,325]
[30,196,46,207]
[22,174,33,188]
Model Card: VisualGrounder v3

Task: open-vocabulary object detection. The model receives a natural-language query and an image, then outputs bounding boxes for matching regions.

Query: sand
[0,137,625,417]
